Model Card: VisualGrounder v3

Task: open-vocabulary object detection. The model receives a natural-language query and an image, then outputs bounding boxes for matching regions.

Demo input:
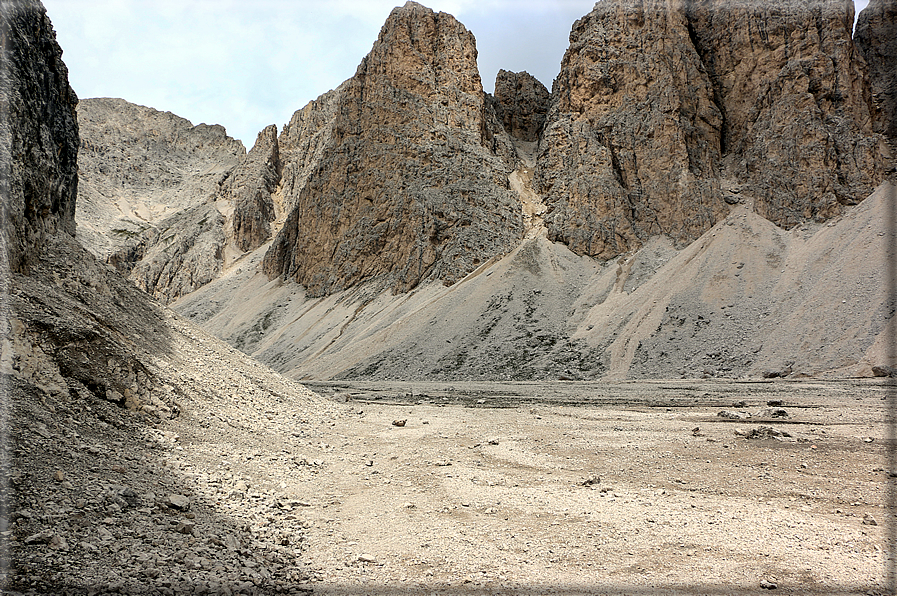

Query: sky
[42,0,870,149]
[42,0,599,147]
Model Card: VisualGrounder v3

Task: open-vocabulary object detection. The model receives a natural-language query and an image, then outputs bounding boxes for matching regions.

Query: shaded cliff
[535,0,728,261]
[1,0,79,275]
[261,1,522,296]
[535,0,891,262]
[855,0,897,142]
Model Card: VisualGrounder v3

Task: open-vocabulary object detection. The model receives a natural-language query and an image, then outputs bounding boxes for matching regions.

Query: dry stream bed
[217,379,895,594]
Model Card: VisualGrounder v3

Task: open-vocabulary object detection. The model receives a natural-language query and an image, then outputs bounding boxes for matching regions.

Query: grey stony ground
[5,375,892,595]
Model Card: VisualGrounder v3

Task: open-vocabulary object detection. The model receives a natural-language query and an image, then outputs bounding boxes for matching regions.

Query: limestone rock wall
[535,0,890,262]
[855,0,897,142]
[75,97,244,260]
[534,0,728,261]
[220,124,281,252]
[262,1,522,296]
[687,0,890,225]
[492,70,550,142]
[1,0,80,274]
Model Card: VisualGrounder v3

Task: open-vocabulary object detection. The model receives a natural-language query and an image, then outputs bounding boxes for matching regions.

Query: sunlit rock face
[262,1,522,297]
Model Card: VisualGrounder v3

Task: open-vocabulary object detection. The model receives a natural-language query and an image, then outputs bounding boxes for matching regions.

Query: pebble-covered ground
[5,376,892,595]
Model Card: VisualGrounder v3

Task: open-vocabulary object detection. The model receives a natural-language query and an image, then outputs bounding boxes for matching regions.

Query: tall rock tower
[263,1,522,296]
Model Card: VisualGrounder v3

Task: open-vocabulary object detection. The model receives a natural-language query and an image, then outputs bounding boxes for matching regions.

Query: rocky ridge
[75,98,245,263]
[73,0,896,381]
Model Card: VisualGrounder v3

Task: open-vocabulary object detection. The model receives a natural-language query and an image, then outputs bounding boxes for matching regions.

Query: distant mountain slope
[174,180,895,381]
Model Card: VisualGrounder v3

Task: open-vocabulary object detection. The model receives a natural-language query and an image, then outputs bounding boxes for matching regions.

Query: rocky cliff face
[535,0,891,262]
[686,0,890,225]
[535,0,728,261]
[77,99,289,303]
[492,70,550,142]
[76,98,244,260]
[261,1,522,296]
[855,0,897,142]
[218,124,280,253]
[1,0,79,275]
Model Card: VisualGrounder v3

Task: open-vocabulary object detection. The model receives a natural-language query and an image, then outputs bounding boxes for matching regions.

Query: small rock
[53,470,65,482]
[766,400,784,407]
[392,419,406,427]
[24,530,54,545]
[863,437,874,443]
[49,534,68,550]
[744,426,791,440]
[732,400,748,408]
[97,527,114,542]
[175,521,195,534]
[357,554,377,564]
[863,514,878,526]
[872,365,897,378]
[402,502,416,509]
[756,408,788,418]
[166,494,190,510]
[717,410,749,419]
[581,476,601,487]
[760,579,778,590]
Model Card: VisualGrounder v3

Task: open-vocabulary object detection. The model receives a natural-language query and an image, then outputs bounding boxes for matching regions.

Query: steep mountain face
[535,0,728,261]
[686,0,890,226]
[76,100,289,303]
[536,0,890,262]
[261,1,522,296]
[492,70,550,142]
[855,0,897,141]
[75,98,245,260]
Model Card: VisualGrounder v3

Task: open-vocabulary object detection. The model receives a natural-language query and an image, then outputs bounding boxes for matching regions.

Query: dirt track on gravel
[232,378,894,595]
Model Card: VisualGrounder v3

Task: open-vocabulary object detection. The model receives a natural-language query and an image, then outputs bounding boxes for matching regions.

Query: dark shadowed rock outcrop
[1,0,79,274]
[219,124,281,252]
[262,1,522,296]
[534,0,728,261]
[492,70,550,142]
[855,0,897,142]
[687,0,890,226]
